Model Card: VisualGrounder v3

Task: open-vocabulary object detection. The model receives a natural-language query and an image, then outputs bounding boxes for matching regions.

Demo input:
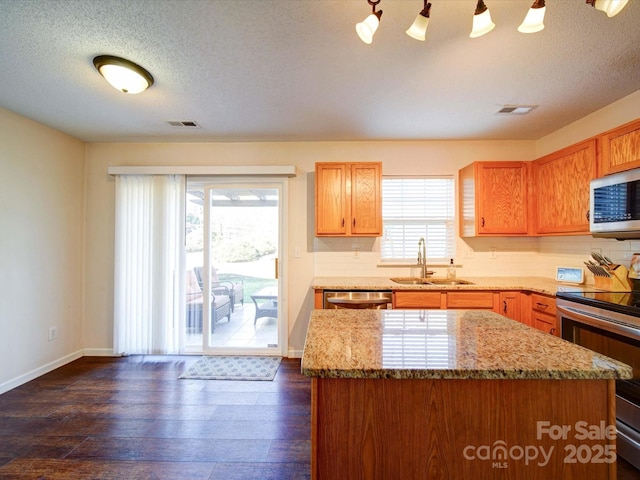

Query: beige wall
[2,88,639,389]
[82,91,640,355]
[0,108,85,391]
[537,89,640,157]
[84,139,536,355]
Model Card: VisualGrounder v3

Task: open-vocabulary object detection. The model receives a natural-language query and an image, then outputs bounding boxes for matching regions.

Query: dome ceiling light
[93,55,154,94]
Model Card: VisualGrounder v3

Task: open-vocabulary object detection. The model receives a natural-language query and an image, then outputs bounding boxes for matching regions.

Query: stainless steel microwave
[590,168,640,239]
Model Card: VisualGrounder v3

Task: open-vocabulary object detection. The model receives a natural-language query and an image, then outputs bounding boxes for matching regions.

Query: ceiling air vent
[495,105,538,115]
[166,120,201,128]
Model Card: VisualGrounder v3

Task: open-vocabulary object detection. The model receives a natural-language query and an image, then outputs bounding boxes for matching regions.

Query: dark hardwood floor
[0,356,311,480]
[0,356,638,479]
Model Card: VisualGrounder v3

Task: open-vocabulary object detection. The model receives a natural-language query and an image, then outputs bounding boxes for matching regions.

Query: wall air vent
[166,120,201,128]
[495,105,538,115]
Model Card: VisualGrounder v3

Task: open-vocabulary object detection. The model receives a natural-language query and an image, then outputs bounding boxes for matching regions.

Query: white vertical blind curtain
[381,177,455,262]
[114,175,186,354]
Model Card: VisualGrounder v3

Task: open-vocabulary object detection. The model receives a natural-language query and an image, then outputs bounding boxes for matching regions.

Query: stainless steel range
[556,290,640,470]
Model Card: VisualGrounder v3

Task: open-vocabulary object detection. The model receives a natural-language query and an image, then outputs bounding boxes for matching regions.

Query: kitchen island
[302,309,632,480]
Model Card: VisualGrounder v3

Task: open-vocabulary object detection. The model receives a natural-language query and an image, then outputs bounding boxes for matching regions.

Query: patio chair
[194,266,244,312]
[186,269,232,333]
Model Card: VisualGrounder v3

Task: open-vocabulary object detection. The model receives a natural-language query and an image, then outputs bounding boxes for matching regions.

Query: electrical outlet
[353,248,360,258]
[294,246,301,258]
[48,326,57,341]
[490,248,497,259]
[464,247,474,259]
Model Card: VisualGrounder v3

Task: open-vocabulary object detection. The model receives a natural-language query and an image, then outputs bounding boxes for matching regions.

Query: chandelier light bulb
[518,1,546,33]
[406,1,431,41]
[356,13,381,44]
[594,0,629,17]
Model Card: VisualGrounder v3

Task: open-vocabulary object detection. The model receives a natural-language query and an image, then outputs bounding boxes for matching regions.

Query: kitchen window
[381,177,455,262]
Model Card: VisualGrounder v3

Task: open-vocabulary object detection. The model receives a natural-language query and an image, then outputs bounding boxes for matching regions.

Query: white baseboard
[287,348,303,358]
[83,348,119,357]
[0,350,84,395]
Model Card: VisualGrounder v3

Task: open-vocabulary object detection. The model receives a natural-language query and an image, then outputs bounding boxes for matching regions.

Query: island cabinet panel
[393,291,442,309]
[600,118,640,175]
[533,139,596,234]
[445,291,496,309]
[315,162,382,237]
[311,377,616,480]
[459,161,529,237]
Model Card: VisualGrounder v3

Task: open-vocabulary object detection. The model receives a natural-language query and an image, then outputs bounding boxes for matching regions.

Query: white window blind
[381,177,455,262]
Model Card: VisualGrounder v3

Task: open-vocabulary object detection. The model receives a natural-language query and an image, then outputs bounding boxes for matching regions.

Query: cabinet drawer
[531,294,556,316]
[445,292,495,309]
[393,291,441,309]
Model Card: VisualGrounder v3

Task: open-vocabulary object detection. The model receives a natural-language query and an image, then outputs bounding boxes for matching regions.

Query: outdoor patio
[184,301,278,349]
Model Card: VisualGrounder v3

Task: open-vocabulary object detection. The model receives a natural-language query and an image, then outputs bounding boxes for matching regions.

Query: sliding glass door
[183,178,285,355]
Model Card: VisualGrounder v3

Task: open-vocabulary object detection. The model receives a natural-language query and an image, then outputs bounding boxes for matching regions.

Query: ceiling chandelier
[356,0,629,44]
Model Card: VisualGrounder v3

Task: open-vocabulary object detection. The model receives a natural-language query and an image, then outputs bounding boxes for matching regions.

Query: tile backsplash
[313,235,640,285]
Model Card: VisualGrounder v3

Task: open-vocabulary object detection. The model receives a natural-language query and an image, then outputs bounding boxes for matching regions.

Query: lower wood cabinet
[392,291,497,310]
[533,312,558,336]
[445,291,496,309]
[321,288,558,335]
[498,291,521,322]
[393,291,441,309]
[531,293,558,336]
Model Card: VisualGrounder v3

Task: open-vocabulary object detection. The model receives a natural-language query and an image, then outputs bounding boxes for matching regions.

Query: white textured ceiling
[0,0,639,142]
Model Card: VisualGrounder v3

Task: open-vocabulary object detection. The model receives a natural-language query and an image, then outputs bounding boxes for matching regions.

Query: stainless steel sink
[390,277,474,286]
[390,277,430,285]
[427,278,474,286]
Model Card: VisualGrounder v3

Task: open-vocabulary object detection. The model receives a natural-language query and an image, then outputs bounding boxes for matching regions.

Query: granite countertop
[301,309,633,380]
[311,276,587,296]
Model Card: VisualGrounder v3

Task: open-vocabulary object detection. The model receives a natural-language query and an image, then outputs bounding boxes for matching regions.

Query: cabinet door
[350,163,382,236]
[498,291,521,322]
[534,139,596,234]
[533,312,558,336]
[315,163,348,235]
[601,118,640,175]
[477,162,528,235]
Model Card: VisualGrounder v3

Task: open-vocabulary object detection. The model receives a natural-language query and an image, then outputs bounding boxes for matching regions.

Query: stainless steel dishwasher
[323,290,393,309]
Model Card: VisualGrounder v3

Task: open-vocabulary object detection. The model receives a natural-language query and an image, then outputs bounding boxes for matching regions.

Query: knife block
[594,265,633,291]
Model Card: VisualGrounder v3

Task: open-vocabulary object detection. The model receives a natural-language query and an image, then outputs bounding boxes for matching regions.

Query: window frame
[380,175,456,264]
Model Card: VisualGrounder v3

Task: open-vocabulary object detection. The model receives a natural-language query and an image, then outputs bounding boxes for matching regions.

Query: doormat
[179,356,281,381]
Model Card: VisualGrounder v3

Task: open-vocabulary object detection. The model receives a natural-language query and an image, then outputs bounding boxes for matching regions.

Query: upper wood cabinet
[315,162,382,237]
[600,118,640,176]
[533,139,597,235]
[459,161,529,237]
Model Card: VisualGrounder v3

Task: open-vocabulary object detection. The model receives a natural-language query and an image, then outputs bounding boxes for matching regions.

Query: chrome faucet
[417,237,427,279]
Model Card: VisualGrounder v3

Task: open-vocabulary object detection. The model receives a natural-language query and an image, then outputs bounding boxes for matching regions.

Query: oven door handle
[557,305,640,341]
